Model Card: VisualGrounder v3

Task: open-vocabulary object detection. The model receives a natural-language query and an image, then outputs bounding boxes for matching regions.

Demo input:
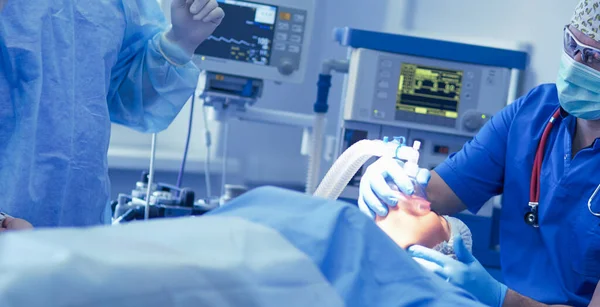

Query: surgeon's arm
[590,281,600,307]
[430,91,528,216]
[503,290,572,307]
[107,0,201,133]
[425,171,467,215]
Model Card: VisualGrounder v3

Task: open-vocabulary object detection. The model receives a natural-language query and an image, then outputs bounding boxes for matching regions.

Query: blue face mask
[556,50,600,120]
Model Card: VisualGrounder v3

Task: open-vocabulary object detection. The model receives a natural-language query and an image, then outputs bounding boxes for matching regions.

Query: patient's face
[375,196,450,249]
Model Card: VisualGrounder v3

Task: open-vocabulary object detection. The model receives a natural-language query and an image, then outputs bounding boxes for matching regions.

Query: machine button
[373,110,386,118]
[486,70,497,85]
[377,91,388,99]
[433,145,450,155]
[464,92,472,100]
[289,34,302,43]
[279,12,292,21]
[380,60,393,68]
[274,42,286,51]
[278,59,295,75]
[465,82,473,89]
[466,71,475,79]
[275,32,288,41]
[463,112,487,132]
[278,22,290,31]
[291,24,303,33]
[379,70,391,78]
[288,45,301,53]
[293,14,305,23]
[378,80,390,88]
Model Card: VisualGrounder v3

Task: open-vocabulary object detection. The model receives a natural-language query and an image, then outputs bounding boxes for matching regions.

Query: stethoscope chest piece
[524,201,539,228]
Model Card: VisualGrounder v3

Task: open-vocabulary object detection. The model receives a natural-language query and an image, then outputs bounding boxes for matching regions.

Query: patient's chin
[375,206,448,250]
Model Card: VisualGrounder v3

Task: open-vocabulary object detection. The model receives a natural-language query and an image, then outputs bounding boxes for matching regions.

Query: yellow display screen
[396,63,463,119]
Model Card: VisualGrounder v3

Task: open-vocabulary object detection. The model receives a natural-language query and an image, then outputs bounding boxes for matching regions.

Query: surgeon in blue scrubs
[359,1,600,306]
[0,0,224,227]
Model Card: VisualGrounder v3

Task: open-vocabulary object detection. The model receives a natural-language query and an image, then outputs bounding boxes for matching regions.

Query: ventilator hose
[313,139,386,200]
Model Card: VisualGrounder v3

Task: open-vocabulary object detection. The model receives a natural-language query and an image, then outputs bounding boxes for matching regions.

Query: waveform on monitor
[207,36,254,46]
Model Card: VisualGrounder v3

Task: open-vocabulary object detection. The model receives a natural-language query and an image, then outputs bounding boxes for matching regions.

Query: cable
[176,95,195,187]
[220,113,230,200]
[201,102,213,198]
[144,133,157,220]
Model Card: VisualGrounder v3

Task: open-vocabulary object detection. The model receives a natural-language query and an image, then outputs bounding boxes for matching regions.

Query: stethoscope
[525,108,600,227]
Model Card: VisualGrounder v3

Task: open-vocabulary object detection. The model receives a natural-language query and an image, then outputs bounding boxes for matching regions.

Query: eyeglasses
[564,25,600,70]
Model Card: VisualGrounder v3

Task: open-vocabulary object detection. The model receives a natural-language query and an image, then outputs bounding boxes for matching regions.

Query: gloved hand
[408,236,508,307]
[166,0,225,56]
[358,156,431,219]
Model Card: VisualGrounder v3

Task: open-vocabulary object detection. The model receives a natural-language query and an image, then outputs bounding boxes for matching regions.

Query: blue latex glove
[166,0,225,56]
[358,157,431,219]
[408,236,508,307]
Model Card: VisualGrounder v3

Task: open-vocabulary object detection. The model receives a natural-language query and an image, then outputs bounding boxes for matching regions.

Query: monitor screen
[195,0,278,66]
[395,63,463,119]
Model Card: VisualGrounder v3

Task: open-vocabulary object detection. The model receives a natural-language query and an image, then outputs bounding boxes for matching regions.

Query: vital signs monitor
[194,0,315,84]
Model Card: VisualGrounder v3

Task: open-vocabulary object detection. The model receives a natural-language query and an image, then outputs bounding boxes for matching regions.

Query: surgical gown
[0,0,200,227]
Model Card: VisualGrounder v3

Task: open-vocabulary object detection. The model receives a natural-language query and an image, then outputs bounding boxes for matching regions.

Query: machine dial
[462,111,490,132]
[278,59,295,75]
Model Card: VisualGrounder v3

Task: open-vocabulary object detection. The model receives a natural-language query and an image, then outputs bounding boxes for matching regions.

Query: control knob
[463,111,490,132]
[278,59,295,75]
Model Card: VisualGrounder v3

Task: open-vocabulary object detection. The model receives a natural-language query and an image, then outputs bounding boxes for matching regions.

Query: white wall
[387,0,578,93]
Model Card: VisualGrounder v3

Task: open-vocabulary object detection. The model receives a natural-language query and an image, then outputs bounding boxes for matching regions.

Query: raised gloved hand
[358,156,431,219]
[166,0,225,56]
[408,236,508,307]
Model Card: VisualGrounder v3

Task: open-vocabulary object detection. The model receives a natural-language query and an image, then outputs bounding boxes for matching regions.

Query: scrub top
[436,84,600,306]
